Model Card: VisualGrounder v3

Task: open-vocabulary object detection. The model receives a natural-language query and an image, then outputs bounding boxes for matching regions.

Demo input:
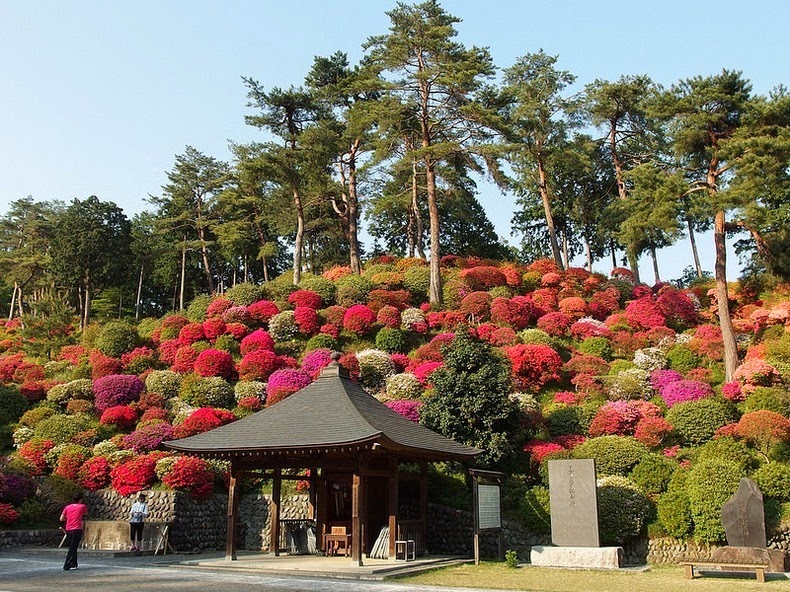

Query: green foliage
[403,266,431,298]
[752,462,790,501]
[695,436,760,474]
[520,486,551,534]
[33,413,101,445]
[94,320,141,358]
[666,397,739,446]
[505,549,519,568]
[518,329,553,346]
[214,334,240,355]
[666,345,701,374]
[179,375,235,408]
[427,463,471,509]
[185,294,213,322]
[375,327,407,353]
[545,404,582,437]
[298,275,336,305]
[572,436,649,476]
[305,333,339,352]
[630,454,677,497]
[335,274,373,307]
[421,334,520,469]
[37,475,83,513]
[743,386,790,416]
[657,487,692,539]
[385,373,422,400]
[15,498,53,527]
[145,370,182,399]
[137,317,160,340]
[687,459,745,543]
[597,475,652,544]
[608,359,636,374]
[0,385,27,427]
[46,379,93,408]
[225,282,267,306]
[578,337,613,361]
[265,272,297,302]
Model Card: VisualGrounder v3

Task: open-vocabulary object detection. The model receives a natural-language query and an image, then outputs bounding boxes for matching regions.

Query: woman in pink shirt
[60,492,88,570]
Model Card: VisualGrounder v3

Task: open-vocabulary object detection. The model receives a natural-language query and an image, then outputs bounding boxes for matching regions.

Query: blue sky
[1,0,787,281]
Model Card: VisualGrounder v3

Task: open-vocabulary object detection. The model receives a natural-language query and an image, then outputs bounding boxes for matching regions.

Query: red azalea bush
[459,266,507,290]
[238,349,282,381]
[459,291,492,321]
[89,350,123,379]
[54,447,92,481]
[240,329,275,354]
[265,369,313,406]
[506,344,563,392]
[158,339,181,365]
[171,345,199,374]
[657,287,698,328]
[523,440,565,464]
[0,503,20,526]
[288,290,322,310]
[17,438,55,475]
[194,348,235,379]
[161,455,215,498]
[634,416,674,448]
[558,297,588,320]
[247,300,279,325]
[293,307,320,335]
[531,288,559,313]
[343,305,377,335]
[140,407,169,423]
[624,297,666,329]
[735,410,790,453]
[93,374,145,413]
[178,322,206,344]
[78,456,112,491]
[588,289,621,320]
[99,405,138,430]
[412,361,443,386]
[225,322,249,340]
[322,305,347,326]
[205,297,232,318]
[173,408,236,439]
[110,453,163,496]
[721,381,745,402]
[377,305,402,329]
[490,296,536,330]
[733,358,780,392]
[368,289,411,312]
[588,400,657,437]
[202,317,227,341]
[120,346,156,370]
[536,312,572,336]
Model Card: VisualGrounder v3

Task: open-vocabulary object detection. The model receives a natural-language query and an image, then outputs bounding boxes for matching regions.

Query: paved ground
[0,550,487,592]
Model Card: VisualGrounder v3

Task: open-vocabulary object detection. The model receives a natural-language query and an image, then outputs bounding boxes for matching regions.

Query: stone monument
[709,477,787,573]
[530,459,623,569]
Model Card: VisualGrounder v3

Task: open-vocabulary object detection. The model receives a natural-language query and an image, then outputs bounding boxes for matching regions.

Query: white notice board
[477,484,501,529]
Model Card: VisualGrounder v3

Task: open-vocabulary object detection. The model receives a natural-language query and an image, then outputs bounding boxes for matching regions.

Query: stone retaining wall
[0,529,61,550]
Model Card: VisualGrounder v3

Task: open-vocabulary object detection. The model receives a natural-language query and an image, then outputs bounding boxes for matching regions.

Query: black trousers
[130,522,144,543]
[63,529,82,569]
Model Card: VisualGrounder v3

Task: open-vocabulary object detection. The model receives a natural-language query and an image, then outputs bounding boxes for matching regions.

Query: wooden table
[324,533,352,557]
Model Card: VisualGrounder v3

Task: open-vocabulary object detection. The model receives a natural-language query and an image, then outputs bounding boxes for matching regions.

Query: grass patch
[394,562,787,591]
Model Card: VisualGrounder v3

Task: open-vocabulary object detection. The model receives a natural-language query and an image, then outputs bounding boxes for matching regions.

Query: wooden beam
[388,455,398,558]
[224,465,241,560]
[419,461,428,555]
[351,455,365,566]
[270,468,282,556]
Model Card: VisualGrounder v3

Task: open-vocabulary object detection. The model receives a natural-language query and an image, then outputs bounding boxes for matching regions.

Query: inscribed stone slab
[721,477,766,548]
[548,459,600,547]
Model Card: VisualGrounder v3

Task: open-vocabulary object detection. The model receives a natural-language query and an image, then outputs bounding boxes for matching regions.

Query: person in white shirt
[129,493,149,551]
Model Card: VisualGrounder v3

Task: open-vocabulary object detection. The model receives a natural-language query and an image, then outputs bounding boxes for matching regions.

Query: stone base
[530,545,623,569]
[710,546,787,574]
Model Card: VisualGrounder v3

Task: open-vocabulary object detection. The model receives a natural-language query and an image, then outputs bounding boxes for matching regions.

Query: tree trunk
[608,120,641,284]
[537,154,564,270]
[8,283,18,321]
[425,160,442,305]
[687,218,703,278]
[179,239,187,311]
[610,240,617,269]
[584,236,593,272]
[561,230,570,270]
[82,271,92,329]
[714,208,739,381]
[135,264,144,321]
[650,245,661,284]
[292,188,305,285]
[347,142,362,275]
[412,158,426,260]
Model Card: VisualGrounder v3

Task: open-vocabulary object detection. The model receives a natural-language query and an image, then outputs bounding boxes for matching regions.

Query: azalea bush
[161,455,215,498]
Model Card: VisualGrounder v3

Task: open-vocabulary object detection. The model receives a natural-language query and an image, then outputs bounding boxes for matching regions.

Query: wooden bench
[682,561,768,583]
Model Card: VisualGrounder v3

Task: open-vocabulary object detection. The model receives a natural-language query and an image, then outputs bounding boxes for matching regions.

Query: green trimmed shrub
[695,436,760,474]
[743,386,790,416]
[630,454,677,497]
[94,321,141,358]
[234,380,267,403]
[214,334,240,355]
[335,274,373,307]
[18,406,55,427]
[687,458,744,542]
[657,488,692,539]
[375,327,407,353]
[225,282,267,306]
[520,486,551,534]
[518,329,553,346]
[597,475,651,544]
[34,413,101,445]
[579,337,613,361]
[666,397,739,446]
[136,317,160,340]
[403,266,431,298]
[298,275,336,305]
[608,359,636,375]
[572,436,649,476]
[752,463,790,501]
[384,373,423,400]
[666,345,701,374]
[179,375,234,409]
[488,286,514,299]
[0,385,27,427]
[305,333,339,352]
[46,379,93,408]
[545,405,582,437]
[145,370,182,399]
[185,294,213,322]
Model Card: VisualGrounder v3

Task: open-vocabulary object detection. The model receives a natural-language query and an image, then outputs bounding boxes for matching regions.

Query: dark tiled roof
[166,362,481,461]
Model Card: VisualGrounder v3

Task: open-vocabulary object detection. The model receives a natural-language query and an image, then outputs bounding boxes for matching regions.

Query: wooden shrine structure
[167,358,481,565]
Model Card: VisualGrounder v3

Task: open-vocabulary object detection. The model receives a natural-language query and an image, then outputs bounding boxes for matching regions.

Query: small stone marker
[548,459,600,547]
[721,477,766,548]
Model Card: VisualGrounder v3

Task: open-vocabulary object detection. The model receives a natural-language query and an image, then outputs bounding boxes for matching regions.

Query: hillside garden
[0,256,788,551]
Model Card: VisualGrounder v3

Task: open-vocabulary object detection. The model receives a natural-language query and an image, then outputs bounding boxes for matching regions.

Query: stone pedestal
[530,545,623,569]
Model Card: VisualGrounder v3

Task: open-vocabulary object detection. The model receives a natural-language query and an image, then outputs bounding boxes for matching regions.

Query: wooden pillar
[270,468,282,556]
[224,464,241,561]
[316,472,327,553]
[351,455,365,566]
[388,456,398,558]
[308,467,317,521]
[419,461,428,554]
